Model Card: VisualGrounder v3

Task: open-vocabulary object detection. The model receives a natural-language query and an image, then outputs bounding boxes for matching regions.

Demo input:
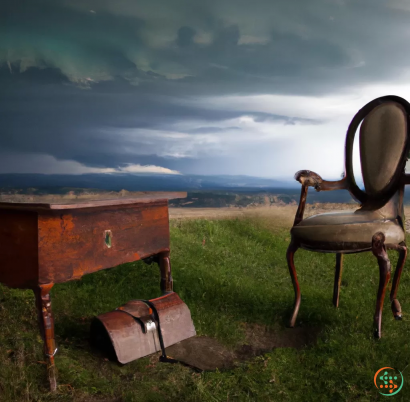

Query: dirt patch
[165,324,321,371]
[239,323,321,355]
[165,336,237,371]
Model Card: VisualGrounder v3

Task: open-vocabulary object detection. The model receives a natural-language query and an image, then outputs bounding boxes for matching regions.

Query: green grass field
[1,217,410,401]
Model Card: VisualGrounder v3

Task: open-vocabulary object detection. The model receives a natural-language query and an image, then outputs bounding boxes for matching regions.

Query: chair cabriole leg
[371,233,391,339]
[287,241,301,327]
[390,244,407,320]
[333,253,344,307]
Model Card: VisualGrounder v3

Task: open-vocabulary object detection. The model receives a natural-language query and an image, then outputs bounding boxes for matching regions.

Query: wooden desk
[0,192,186,391]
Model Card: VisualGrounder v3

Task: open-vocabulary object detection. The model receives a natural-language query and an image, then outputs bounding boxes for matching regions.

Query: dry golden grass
[171,202,410,234]
[170,203,356,230]
[169,207,247,220]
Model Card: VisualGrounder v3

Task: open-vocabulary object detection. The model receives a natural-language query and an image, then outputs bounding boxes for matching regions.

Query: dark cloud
[0,64,320,170]
[3,0,399,95]
[177,27,196,48]
[0,0,409,176]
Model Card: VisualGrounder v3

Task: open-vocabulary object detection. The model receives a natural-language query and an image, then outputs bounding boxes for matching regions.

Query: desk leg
[33,284,57,392]
[158,250,173,294]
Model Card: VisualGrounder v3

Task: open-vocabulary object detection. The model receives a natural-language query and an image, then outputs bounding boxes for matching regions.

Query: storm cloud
[1,0,410,178]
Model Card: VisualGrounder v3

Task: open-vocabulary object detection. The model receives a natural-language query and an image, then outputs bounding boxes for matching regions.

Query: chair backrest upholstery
[360,102,407,195]
[345,96,410,210]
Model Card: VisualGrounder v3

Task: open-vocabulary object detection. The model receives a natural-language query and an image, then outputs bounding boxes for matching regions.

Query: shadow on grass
[174,259,336,327]
[9,250,330,381]
[47,258,332,372]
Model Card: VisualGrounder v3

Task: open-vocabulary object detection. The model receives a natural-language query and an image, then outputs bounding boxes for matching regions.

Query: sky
[2,0,410,181]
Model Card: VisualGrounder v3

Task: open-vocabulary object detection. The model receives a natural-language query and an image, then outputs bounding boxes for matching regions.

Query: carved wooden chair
[287,95,410,338]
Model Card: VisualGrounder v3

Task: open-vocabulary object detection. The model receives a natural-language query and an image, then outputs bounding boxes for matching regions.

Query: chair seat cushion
[291,209,405,252]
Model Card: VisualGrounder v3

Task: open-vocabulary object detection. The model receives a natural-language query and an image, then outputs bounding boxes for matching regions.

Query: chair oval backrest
[360,102,407,195]
[344,96,410,209]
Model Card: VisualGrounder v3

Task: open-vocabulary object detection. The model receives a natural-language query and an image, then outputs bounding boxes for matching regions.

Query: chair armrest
[292,170,347,226]
[293,184,309,226]
[294,170,347,192]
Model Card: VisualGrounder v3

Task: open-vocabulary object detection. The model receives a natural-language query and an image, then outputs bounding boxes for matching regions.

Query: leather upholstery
[360,102,407,195]
[291,209,405,251]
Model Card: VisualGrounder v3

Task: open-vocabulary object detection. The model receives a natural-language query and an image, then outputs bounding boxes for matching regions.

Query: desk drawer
[37,202,170,284]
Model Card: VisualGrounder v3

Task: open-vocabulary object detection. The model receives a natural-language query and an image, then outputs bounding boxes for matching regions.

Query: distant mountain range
[0,173,298,191]
[1,172,404,206]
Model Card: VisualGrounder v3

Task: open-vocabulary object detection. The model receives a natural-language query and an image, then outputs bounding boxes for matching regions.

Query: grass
[1,216,410,401]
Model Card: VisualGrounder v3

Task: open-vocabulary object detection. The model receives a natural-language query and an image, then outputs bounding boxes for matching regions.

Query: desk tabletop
[0,191,186,211]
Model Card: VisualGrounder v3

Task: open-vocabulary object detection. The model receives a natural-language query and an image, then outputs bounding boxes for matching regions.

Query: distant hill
[0,186,357,207]
[0,173,296,192]
[1,172,409,206]
[167,189,358,207]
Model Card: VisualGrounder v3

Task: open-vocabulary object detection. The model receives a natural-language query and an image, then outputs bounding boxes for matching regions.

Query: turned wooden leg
[158,250,173,294]
[33,284,57,392]
[371,233,391,339]
[287,241,301,327]
[390,244,407,320]
[333,253,344,308]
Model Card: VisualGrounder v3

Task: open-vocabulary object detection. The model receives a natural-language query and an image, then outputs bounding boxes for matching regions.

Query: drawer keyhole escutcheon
[104,230,112,248]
